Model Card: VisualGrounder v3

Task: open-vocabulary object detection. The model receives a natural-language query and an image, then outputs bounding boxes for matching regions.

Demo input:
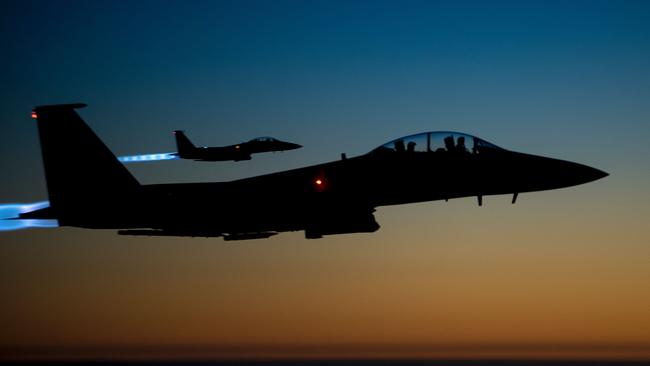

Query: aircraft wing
[302,205,379,239]
[118,229,277,241]
[117,186,380,241]
[118,207,378,240]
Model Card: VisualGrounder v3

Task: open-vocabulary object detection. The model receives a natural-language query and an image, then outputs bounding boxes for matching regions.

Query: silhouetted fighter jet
[172,130,302,161]
[22,104,607,241]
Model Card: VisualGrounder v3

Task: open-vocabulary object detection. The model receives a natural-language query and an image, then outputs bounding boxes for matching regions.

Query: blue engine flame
[0,219,58,231]
[118,152,179,163]
[1,149,180,232]
[0,200,50,219]
[0,200,57,231]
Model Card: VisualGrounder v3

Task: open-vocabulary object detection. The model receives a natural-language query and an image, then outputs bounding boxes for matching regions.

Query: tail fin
[173,130,196,158]
[32,103,140,226]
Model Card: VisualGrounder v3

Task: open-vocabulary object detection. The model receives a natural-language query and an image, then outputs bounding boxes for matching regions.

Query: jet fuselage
[22,105,607,240]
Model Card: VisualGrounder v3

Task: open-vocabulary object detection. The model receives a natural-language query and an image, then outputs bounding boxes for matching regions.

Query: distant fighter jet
[19,103,607,241]
[172,130,302,161]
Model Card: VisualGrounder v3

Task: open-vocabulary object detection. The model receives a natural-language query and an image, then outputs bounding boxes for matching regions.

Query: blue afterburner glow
[118,152,179,163]
[0,200,50,219]
[0,219,58,231]
[0,200,57,231]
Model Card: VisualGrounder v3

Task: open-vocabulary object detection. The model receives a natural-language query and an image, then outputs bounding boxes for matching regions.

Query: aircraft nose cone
[564,162,609,186]
[521,155,609,191]
[588,167,609,182]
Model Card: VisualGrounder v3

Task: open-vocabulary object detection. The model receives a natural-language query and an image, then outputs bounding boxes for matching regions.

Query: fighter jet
[19,104,607,240]
[172,130,302,161]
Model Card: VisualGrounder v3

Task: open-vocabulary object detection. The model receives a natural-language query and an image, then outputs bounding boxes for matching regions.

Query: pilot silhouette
[456,136,468,153]
[444,135,455,152]
[394,139,406,153]
[407,141,416,153]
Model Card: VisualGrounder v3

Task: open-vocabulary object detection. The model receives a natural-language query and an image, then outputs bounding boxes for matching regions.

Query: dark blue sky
[1,1,650,359]
[2,0,649,193]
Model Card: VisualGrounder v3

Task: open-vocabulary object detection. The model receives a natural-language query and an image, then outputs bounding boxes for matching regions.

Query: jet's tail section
[30,103,140,227]
[173,130,196,158]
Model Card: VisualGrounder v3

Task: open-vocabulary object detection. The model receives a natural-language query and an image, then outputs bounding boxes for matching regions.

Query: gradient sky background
[1,0,649,361]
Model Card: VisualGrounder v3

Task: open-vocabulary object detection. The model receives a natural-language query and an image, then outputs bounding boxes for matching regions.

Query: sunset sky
[1,0,649,361]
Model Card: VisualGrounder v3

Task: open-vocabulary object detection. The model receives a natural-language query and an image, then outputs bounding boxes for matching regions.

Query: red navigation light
[31,110,38,119]
[314,178,326,192]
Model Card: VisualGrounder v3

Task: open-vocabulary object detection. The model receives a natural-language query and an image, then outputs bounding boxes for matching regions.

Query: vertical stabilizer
[173,130,197,158]
[32,103,140,226]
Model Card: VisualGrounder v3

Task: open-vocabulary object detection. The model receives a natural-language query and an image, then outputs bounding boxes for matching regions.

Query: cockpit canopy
[249,136,278,143]
[372,131,502,155]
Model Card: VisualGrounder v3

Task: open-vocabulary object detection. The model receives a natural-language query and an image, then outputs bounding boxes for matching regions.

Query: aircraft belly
[140,182,344,234]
